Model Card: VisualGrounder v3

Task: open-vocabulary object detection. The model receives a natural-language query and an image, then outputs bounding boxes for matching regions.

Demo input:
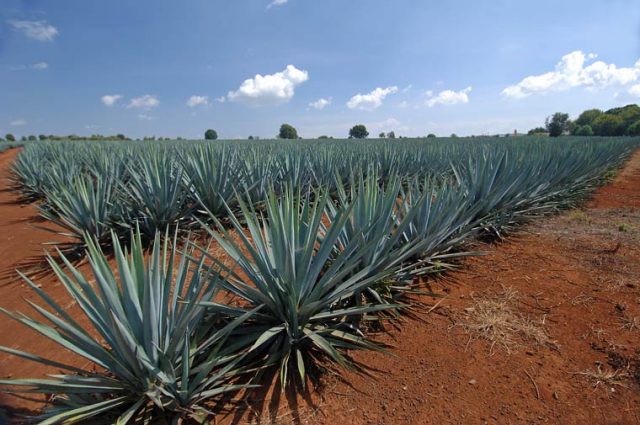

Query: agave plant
[324,169,423,306]
[181,145,239,218]
[197,187,399,387]
[0,229,252,424]
[396,176,479,276]
[38,174,117,243]
[121,152,192,236]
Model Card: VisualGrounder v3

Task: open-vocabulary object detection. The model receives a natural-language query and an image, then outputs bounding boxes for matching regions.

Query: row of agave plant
[9,137,637,245]
[1,137,639,423]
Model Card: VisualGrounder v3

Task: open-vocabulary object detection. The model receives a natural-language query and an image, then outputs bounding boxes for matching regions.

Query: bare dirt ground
[0,147,639,424]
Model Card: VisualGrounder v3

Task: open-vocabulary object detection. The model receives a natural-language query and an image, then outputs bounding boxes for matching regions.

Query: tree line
[529,104,640,137]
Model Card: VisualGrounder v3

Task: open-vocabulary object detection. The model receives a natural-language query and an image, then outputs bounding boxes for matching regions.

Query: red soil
[1,148,640,424]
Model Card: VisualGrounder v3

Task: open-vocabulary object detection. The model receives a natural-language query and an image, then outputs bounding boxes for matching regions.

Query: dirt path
[0,148,639,424]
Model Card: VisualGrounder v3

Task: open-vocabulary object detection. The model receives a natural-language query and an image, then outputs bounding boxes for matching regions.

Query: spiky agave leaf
[196,186,401,387]
[0,228,253,424]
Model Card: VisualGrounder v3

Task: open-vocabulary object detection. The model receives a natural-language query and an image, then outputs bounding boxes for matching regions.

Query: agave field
[1,136,639,423]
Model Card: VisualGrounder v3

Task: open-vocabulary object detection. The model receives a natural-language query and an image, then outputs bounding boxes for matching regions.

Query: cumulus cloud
[215,96,226,103]
[309,98,332,110]
[10,119,26,126]
[186,95,209,107]
[101,94,123,107]
[502,51,640,99]
[426,87,472,107]
[128,95,160,109]
[347,86,398,111]
[628,84,640,98]
[227,65,309,106]
[9,20,58,41]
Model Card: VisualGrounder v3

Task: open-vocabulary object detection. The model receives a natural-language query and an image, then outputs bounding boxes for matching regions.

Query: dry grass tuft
[460,286,551,355]
[574,363,629,390]
[567,210,591,223]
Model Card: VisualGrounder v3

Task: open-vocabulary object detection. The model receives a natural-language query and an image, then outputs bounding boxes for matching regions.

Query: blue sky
[1,0,639,139]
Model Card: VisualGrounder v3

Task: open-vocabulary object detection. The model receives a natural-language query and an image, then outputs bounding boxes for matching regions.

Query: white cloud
[347,86,398,111]
[502,51,640,99]
[426,87,472,107]
[10,120,26,126]
[101,94,123,107]
[186,95,209,107]
[309,97,332,110]
[9,20,58,41]
[628,84,640,98]
[268,0,288,8]
[138,114,154,121]
[31,62,48,70]
[128,95,160,109]
[227,65,309,106]
[215,96,226,103]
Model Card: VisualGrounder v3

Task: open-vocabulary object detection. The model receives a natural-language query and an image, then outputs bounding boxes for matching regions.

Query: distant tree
[204,129,218,140]
[450,133,458,138]
[38,134,47,141]
[21,136,27,142]
[527,127,547,136]
[27,135,37,141]
[349,124,369,139]
[387,131,396,139]
[628,120,640,136]
[318,135,330,139]
[378,132,385,138]
[116,134,127,140]
[574,109,603,128]
[5,134,15,142]
[605,104,640,126]
[278,124,298,139]
[574,125,594,136]
[426,133,437,138]
[248,135,254,140]
[592,114,625,136]
[545,112,571,137]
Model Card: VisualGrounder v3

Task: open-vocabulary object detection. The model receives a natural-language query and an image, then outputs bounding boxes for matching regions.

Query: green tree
[27,135,37,141]
[38,134,48,141]
[426,133,437,138]
[605,104,640,127]
[387,131,396,139]
[626,120,640,136]
[574,109,603,128]
[5,134,15,142]
[592,114,625,136]
[278,124,298,139]
[248,135,254,140]
[348,124,369,139]
[574,125,594,136]
[527,127,547,135]
[204,129,218,140]
[545,112,571,137]
[318,135,330,139]
[378,132,385,138]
